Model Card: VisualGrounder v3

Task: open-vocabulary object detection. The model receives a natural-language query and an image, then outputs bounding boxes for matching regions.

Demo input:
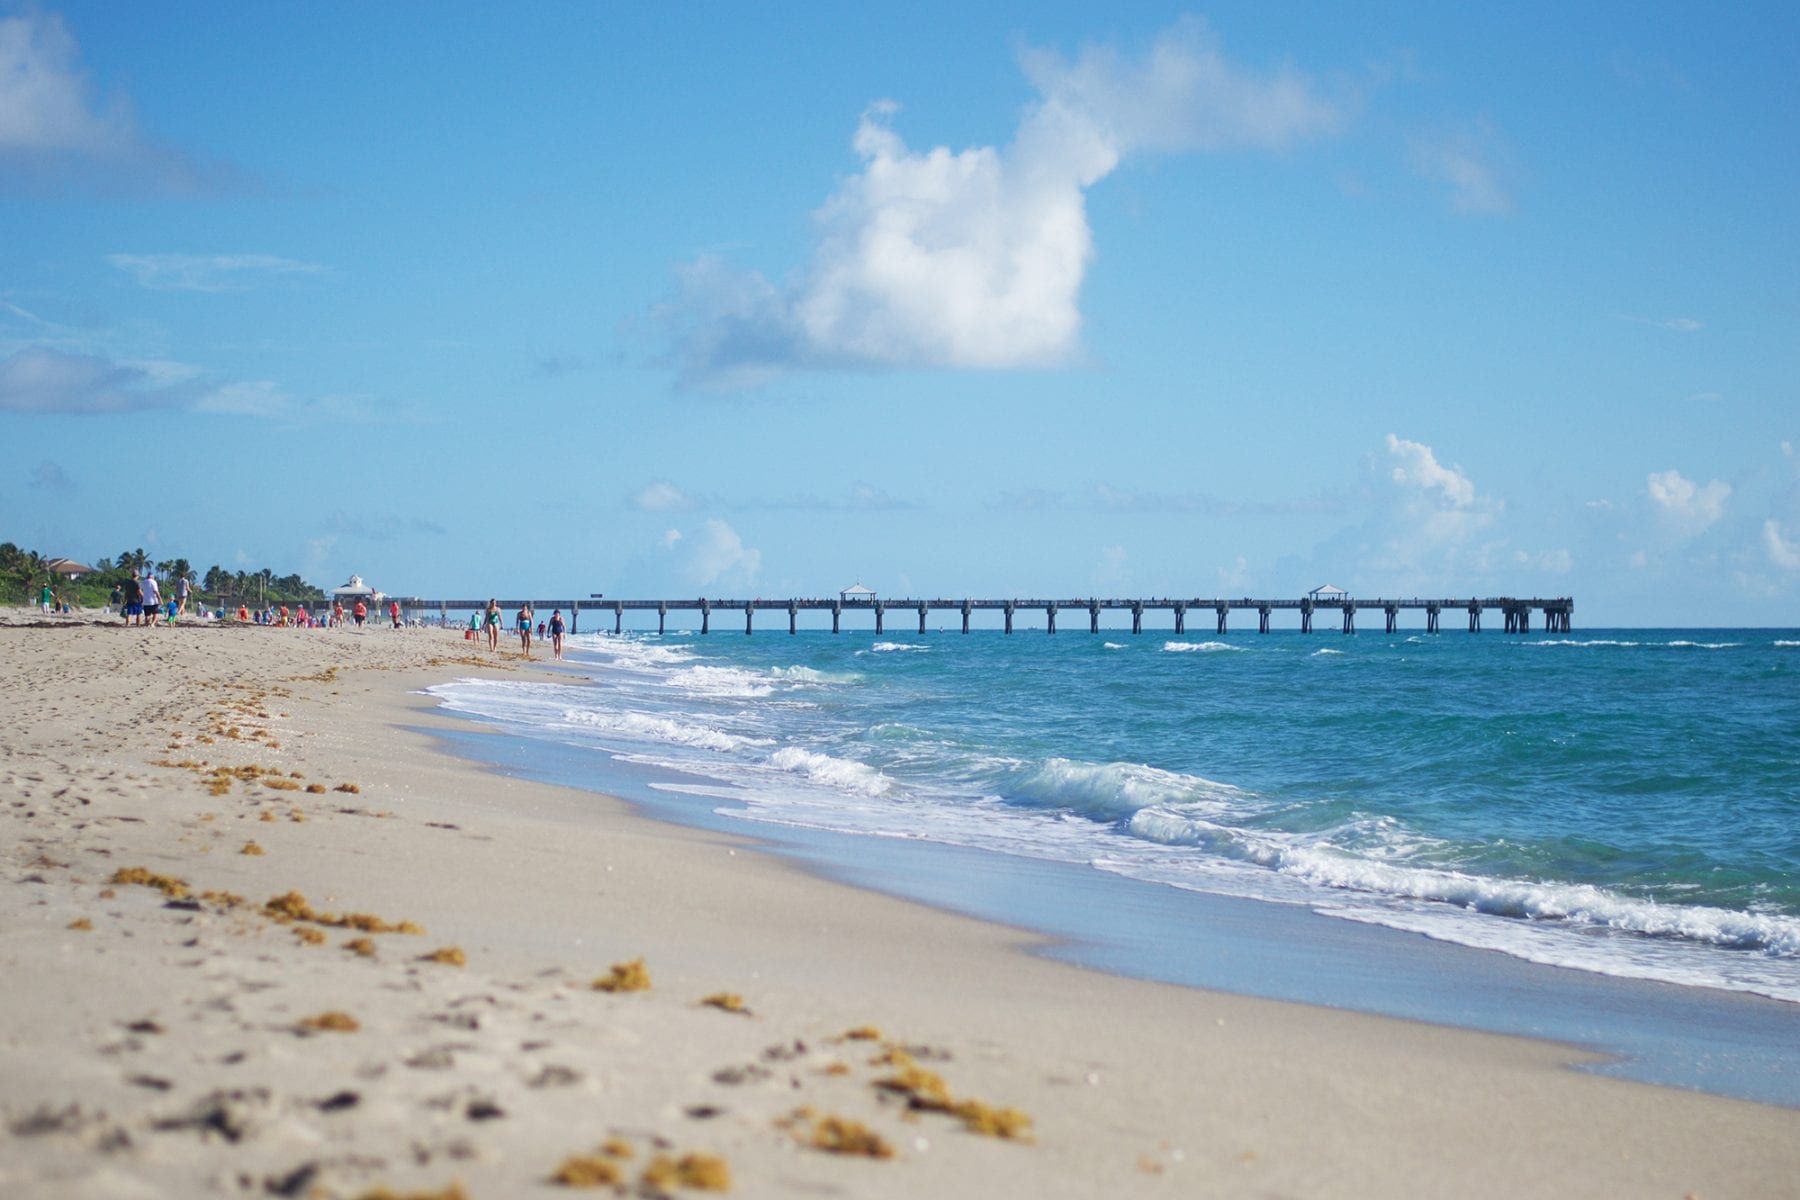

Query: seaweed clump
[110,867,190,900]
[591,958,651,993]
[875,1049,1034,1142]
[421,946,467,967]
[700,993,748,1015]
[298,1011,360,1033]
[355,1185,467,1200]
[641,1152,730,1193]
[262,891,423,935]
[549,1154,623,1188]
[795,1112,895,1159]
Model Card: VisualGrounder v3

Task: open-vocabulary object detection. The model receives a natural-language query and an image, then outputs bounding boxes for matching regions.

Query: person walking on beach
[175,573,194,617]
[389,598,402,629]
[549,608,565,660]
[516,602,533,657]
[484,599,501,650]
[353,599,367,626]
[140,572,161,627]
[39,582,54,615]
[121,575,141,625]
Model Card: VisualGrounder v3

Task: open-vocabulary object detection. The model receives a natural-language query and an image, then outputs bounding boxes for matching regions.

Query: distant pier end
[394,595,1574,636]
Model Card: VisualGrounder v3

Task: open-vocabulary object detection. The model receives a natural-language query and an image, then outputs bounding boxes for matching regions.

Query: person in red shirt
[353,600,367,626]
[389,599,401,629]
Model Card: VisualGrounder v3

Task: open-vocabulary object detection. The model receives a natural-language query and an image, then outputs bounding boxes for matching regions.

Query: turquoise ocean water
[426,626,1800,1096]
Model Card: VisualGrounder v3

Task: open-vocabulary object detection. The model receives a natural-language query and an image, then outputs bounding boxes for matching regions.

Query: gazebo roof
[840,582,876,597]
[1308,584,1348,597]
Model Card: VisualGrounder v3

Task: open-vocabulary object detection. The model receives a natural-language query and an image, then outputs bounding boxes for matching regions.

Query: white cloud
[1357,435,1496,587]
[1385,433,1475,507]
[659,528,684,549]
[108,253,324,292]
[0,345,164,412]
[685,519,761,588]
[1410,121,1513,215]
[666,17,1339,386]
[1765,520,1800,571]
[632,480,696,512]
[1646,468,1729,537]
[0,12,226,194]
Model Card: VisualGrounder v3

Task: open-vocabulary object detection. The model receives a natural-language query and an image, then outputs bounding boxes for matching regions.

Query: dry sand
[2,609,1795,1199]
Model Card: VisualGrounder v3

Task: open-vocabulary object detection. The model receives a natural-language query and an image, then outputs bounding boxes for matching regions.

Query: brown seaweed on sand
[110,867,191,900]
[700,992,749,1015]
[421,946,467,967]
[550,1154,623,1188]
[591,958,651,993]
[641,1151,731,1193]
[297,1011,359,1033]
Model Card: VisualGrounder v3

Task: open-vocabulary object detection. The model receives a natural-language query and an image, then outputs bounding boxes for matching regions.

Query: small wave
[664,665,774,698]
[770,665,858,685]
[1775,640,1800,647]
[1010,758,1246,821]
[1667,640,1742,650]
[867,642,928,653]
[1102,642,1127,650]
[1269,845,1800,958]
[1528,639,1641,648]
[769,746,893,795]
[560,708,766,753]
[1310,648,1345,657]
[1163,641,1239,653]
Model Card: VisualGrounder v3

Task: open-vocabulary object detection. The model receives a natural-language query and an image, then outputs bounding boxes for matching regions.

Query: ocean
[424,625,1800,1103]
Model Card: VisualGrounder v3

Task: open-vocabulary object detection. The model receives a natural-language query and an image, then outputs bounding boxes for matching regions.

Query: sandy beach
[2,611,1795,1199]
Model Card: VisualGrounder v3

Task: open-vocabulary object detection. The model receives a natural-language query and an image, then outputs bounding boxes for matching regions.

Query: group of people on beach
[109,571,194,626]
[470,598,564,659]
[98,570,407,631]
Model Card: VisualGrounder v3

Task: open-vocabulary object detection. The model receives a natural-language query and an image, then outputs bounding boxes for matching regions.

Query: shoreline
[424,699,1800,1110]
[3,614,1796,1197]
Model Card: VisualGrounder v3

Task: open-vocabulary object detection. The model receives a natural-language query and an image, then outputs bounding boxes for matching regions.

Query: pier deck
[398,595,1573,636]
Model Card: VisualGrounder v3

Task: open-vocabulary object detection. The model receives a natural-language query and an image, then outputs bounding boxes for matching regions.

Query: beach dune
[1,613,1794,1198]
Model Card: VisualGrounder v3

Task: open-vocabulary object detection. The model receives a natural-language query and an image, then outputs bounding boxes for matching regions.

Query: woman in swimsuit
[517,604,533,657]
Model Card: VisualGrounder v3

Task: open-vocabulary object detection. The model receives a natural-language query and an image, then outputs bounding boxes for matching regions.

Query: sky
[2,2,1796,627]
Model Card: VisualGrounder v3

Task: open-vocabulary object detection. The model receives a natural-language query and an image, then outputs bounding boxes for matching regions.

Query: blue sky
[3,3,1796,626]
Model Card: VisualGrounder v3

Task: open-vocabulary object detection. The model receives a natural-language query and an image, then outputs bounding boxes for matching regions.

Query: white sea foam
[1163,641,1239,653]
[1011,758,1245,821]
[866,642,929,653]
[1667,640,1742,650]
[664,665,774,698]
[770,665,858,685]
[1102,642,1127,650]
[768,746,894,795]
[1528,639,1640,648]
[558,708,766,753]
[1775,640,1800,647]
[1310,648,1345,657]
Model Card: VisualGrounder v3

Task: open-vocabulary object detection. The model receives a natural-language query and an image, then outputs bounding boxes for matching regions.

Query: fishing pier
[397,594,1573,636]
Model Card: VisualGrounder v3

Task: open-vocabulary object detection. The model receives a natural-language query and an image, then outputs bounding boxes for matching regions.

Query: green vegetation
[0,542,326,610]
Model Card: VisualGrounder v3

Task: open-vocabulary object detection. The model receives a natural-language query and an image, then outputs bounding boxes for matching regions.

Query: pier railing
[397,595,1573,636]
